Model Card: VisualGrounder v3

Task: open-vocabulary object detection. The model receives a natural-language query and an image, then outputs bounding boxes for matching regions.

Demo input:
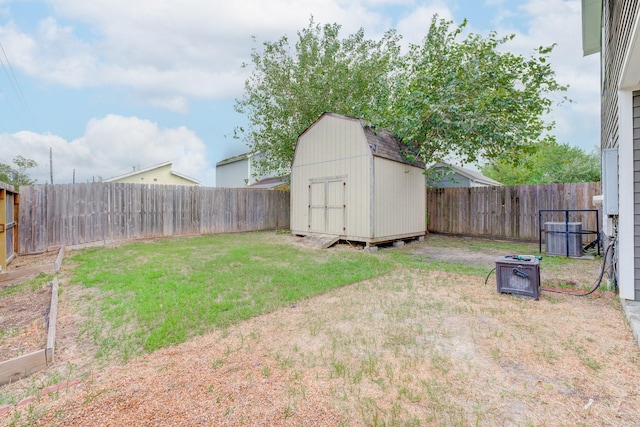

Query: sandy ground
[2,234,639,426]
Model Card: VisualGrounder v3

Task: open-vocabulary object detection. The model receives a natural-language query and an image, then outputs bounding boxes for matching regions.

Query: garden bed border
[0,247,63,386]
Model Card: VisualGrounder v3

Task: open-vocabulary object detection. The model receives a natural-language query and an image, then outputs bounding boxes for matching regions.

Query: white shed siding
[373,157,426,241]
[291,115,371,238]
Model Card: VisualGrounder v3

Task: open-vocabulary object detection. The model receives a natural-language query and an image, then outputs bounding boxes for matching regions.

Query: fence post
[0,186,5,270]
[0,182,18,270]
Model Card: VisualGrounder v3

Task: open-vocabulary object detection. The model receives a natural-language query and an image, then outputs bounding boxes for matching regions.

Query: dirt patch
[5,250,59,272]
[0,251,58,369]
[0,284,50,361]
[412,243,500,268]
[409,234,603,290]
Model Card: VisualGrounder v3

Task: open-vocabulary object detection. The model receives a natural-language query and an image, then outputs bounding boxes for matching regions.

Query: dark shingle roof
[361,125,424,169]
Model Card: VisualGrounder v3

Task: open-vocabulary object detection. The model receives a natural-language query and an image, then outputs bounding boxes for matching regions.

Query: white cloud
[0,0,600,176]
[0,115,210,184]
[490,0,600,150]
[0,0,392,108]
[396,2,454,45]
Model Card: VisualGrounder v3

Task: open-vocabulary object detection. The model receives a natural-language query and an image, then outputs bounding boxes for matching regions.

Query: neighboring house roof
[215,152,252,167]
[216,151,280,188]
[105,161,200,185]
[246,176,288,190]
[429,162,502,186]
[300,112,425,169]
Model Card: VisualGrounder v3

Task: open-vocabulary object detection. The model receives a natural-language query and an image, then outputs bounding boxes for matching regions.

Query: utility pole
[49,147,54,185]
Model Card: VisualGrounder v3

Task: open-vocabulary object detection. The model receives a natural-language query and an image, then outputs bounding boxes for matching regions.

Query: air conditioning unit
[545,222,583,257]
[495,256,541,300]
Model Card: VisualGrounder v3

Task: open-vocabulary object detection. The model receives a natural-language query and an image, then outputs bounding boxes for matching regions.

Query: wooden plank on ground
[0,350,47,386]
[46,278,59,364]
[54,246,65,272]
[295,234,340,249]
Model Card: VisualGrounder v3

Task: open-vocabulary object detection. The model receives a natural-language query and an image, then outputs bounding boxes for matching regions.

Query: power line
[0,40,37,128]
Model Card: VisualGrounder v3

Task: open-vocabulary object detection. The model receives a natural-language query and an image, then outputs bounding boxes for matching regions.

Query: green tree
[480,142,600,185]
[235,16,567,176]
[389,17,567,166]
[234,18,402,176]
[0,155,38,188]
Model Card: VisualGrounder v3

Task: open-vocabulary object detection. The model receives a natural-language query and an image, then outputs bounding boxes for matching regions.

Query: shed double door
[308,176,346,235]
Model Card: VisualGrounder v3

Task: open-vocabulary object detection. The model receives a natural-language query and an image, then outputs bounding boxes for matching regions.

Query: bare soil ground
[4,251,59,272]
[2,234,640,426]
[0,251,58,362]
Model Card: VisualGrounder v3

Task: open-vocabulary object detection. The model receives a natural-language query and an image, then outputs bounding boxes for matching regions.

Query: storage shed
[290,112,426,245]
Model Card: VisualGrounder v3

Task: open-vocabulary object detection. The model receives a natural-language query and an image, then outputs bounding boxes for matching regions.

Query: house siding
[430,172,471,188]
[602,0,639,150]
[109,164,197,186]
[601,0,639,300]
[216,158,249,188]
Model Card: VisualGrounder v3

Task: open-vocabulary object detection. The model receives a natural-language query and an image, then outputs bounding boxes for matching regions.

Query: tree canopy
[0,155,38,188]
[234,16,567,177]
[234,18,401,175]
[480,142,600,185]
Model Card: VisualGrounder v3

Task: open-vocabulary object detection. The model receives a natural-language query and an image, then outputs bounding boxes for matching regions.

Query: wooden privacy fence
[19,183,290,254]
[426,182,602,241]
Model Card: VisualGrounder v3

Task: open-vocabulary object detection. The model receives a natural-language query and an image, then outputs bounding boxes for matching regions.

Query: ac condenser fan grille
[495,256,541,300]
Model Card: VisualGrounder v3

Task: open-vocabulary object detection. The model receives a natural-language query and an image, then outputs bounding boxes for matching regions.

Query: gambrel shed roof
[298,112,424,169]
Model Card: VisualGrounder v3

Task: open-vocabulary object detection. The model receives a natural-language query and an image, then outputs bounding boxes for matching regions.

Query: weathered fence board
[19,181,601,251]
[427,182,602,241]
[19,183,290,253]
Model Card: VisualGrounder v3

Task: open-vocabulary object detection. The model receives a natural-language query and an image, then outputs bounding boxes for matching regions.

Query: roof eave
[170,171,200,184]
[215,152,251,167]
[581,0,602,56]
[105,161,173,182]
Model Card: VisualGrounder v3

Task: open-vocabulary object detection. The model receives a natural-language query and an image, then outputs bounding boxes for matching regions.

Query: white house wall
[290,115,371,239]
[216,159,250,188]
[618,90,635,300]
[373,157,426,241]
[618,4,640,301]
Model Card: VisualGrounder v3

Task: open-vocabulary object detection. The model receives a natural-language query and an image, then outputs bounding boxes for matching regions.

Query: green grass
[59,231,602,364]
[68,232,395,361]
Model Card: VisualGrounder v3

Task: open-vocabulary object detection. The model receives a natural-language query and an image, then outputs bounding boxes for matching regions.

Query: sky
[0,0,599,187]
